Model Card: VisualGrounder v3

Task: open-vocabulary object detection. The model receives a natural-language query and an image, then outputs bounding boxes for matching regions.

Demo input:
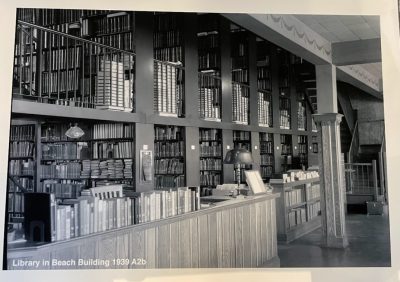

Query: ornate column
[313,113,348,248]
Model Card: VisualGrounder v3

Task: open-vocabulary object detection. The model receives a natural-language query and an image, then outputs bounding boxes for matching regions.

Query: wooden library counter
[7,193,280,269]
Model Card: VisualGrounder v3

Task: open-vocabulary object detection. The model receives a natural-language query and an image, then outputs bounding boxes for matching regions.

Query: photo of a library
[3,8,390,269]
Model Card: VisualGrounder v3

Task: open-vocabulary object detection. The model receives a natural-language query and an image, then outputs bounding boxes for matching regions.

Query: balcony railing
[13,20,135,111]
[199,72,221,121]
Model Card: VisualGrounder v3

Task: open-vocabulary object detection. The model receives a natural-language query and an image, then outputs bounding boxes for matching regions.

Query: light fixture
[65,123,85,139]
[224,148,253,197]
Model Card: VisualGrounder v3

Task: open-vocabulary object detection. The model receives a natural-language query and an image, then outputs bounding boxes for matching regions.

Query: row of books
[199,88,221,120]
[93,12,132,35]
[41,142,88,160]
[200,159,222,170]
[92,141,134,159]
[199,53,219,70]
[306,183,320,201]
[154,141,185,158]
[134,187,200,223]
[9,141,35,158]
[286,207,306,229]
[285,188,305,207]
[154,61,184,115]
[154,125,183,141]
[41,70,79,94]
[41,31,82,50]
[41,48,81,72]
[199,129,220,141]
[232,84,249,124]
[40,180,84,199]
[232,69,249,84]
[39,9,107,26]
[297,101,307,131]
[81,159,133,179]
[7,193,25,214]
[7,177,34,193]
[298,143,308,154]
[260,133,273,142]
[90,33,135,51]
[200,173,221,187]
[154,47,184,63]
[233,130,250,141]
[198,33,219,49]
[17,8,39,23]
[10,124,35,141]
[154,31,182,48]
[154,159,184,174]
[308,201,321,220]
[280,109,291,129]
[261,166,274,178]
[258,80,272,92]
[96,60,132,109]
[260,154,274,165]
[199,144,222,157]
[281,144,292,155]
[155,175,185,189]
[41,162,82,179]
[257,66,271,79]
[9,159,35,176]
[154,13,181,31]
[260,142,273,154]
[92,123,135,139]
[258,92,272,126]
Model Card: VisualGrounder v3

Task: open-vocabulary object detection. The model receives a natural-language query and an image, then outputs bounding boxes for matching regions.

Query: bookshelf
[280,134,293,171]
[233,130,252,183]
[297,92,307,131]
[257,40,272,127]
[198,14,222,122]
[199,128,223,195]
[297,135,308,169]
[154,125,186,189]
[14,10,135,112]
[231,27,249,124]
[312,135,318,153]
[153,13,185,118]
[278,48,292,130]
[259,132,274,181]
[7,124,36,224]
[271,174,321,242]
[39,122,135,193]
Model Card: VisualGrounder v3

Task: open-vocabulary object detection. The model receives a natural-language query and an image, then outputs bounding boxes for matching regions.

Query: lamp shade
[224,148,253,165]
[65,124,85,139]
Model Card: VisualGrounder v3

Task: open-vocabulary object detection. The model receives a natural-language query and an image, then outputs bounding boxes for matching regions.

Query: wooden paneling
[7,194,279,269]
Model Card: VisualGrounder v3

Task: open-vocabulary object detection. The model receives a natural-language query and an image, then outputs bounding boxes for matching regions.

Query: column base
[324,235,349,249]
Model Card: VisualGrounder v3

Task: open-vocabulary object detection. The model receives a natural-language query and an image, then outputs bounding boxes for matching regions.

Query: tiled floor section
[277,214,391,267]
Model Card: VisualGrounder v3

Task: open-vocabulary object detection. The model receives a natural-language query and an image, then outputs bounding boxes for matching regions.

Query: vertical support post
[183,13,198,120]
[379,151,385,202]
[314,113,348,248]
[222,129,234,183]
[248,33,258,126]
[372,159,378,201]
[185,127,200,187]
[220,17,232,123]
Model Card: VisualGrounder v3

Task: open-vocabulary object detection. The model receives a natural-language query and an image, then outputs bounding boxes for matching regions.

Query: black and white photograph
[0,0,400,281]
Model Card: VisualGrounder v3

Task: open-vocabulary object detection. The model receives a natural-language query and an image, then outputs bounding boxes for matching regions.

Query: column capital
[312,113,343,124]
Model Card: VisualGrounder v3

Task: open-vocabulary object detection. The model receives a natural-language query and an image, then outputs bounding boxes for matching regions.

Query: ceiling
[294,15,382,81]
[294,15,380,43]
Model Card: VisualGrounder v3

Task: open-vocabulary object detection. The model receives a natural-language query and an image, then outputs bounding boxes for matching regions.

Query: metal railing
[232,81,250,124]
[153,59,185,117]
[347,120,359,163]
[198,72,221,121]
[345,160,379,200]
[13,20,135,111]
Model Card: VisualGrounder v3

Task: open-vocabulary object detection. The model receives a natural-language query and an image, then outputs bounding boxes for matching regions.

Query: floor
[277,213,391,267]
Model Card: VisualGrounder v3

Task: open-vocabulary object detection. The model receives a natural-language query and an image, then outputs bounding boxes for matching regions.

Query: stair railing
[14,20,136,111]
[347,120,359,163]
